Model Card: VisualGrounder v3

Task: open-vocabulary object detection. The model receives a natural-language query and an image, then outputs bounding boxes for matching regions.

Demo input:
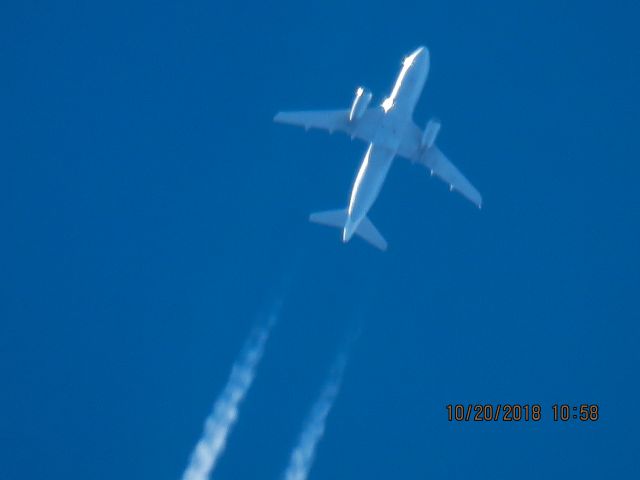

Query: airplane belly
[374,113,405,151]
[347,144,396,225]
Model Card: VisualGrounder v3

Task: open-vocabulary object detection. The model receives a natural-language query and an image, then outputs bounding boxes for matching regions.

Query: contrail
[181,307,279,480]
[282,351,349,480]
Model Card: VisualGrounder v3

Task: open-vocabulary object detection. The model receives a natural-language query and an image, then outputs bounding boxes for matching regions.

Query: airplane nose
[404,46,428,66]
[415,46,429,59]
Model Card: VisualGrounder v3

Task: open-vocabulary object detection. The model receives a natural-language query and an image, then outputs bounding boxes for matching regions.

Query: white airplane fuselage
[275,44,482,250]
[342,47,430,242]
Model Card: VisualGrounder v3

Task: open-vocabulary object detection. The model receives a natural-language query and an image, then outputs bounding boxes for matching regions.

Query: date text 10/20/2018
[445,404,600,422]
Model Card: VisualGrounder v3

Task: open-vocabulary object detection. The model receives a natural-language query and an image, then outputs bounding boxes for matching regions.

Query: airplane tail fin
[309,209,387,251]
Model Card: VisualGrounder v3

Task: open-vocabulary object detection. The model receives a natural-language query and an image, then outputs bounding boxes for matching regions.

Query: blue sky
[1,1,639,479]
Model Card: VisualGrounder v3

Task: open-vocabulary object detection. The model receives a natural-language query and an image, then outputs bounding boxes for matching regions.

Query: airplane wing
[274,109,381,144]
[396,121,481,207]
[275,110,482,207]
[419,145,482,208]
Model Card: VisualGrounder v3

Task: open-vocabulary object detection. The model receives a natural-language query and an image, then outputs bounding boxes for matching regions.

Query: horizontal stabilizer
[309,210,387,251]
[356,216,387,251]
[309,209,347,228]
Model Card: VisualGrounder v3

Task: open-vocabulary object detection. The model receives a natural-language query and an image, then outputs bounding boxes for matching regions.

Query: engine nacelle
[421,117,441,149]
[349,87,373,122]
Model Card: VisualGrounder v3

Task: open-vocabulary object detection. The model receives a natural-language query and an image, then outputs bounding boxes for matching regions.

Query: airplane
[274,46,481,251]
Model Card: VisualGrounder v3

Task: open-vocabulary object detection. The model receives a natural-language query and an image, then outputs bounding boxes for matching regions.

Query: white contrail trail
[181,308,278,480]
[282,351,349,480]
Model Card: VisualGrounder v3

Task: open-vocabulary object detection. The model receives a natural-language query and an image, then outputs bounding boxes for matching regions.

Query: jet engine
[421,117,441,149]
[349,87,373,122]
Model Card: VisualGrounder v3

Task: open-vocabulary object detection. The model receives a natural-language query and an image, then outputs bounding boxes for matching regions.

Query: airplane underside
[274,46,482,250]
